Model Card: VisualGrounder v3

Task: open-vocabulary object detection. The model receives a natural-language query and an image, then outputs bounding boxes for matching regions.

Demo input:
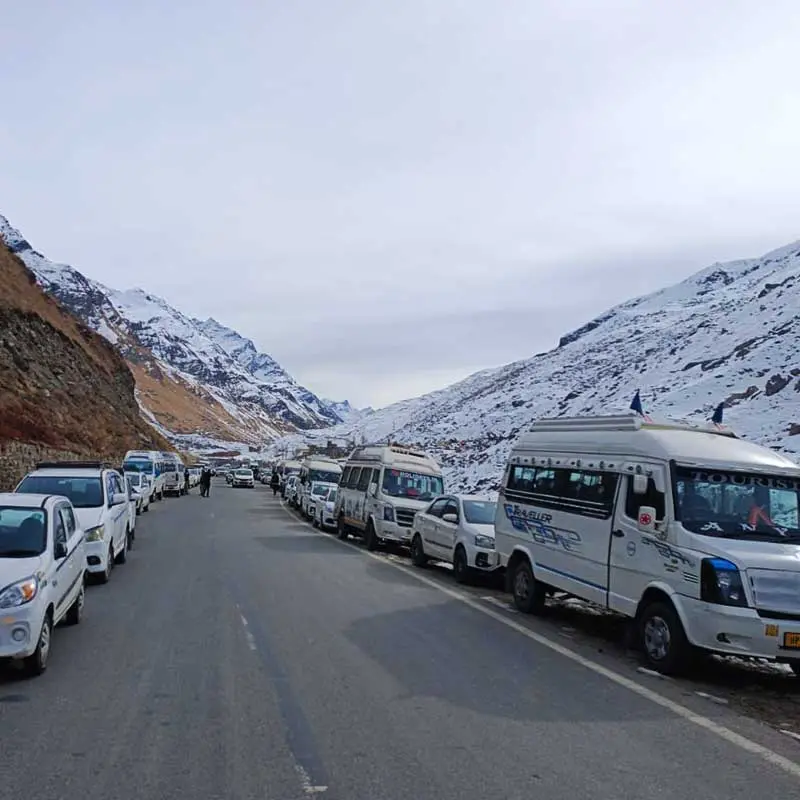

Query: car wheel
[453,545,470,584]
[337,515,349,541]
[410,534,427,567]
[365,520,379,551]
[511,558,546,614]
[24,613,53,677]
[115,533,128,565]
[639,601,693,676]
[97,548,112,584]
[65,582,85,626]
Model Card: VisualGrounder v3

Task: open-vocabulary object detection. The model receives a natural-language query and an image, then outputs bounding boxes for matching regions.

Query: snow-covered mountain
[281,239,800,493]
[0,214,344,444]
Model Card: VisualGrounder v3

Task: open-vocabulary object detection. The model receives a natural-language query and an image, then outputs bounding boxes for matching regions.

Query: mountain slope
[0,238,169,488]
[297,239,800,492]
[0,215,343,445]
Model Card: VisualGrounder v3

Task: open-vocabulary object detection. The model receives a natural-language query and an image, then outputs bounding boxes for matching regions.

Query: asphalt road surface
[2,480,800,800]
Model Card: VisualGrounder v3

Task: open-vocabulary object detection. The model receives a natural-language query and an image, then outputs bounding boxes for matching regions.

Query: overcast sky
[2,1,799,408]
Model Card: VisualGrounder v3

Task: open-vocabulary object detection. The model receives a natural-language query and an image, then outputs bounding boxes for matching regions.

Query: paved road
[2,481,799,799]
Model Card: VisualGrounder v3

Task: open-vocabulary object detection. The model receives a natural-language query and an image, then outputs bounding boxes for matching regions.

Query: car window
[427,498,449,517]
[442,500,459,521]
[60,505,76,536]
[54,510,67,548]
[347,468,362,489]
[356,468,372,492]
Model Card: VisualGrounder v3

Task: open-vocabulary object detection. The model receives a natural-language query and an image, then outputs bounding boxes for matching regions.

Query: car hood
[462,522,495,538]
[689,534,800,572]
[0,554,46,589]
[74,507,104,531]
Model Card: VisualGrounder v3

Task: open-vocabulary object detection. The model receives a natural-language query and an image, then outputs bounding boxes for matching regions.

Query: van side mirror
[632,474,648,494]
[637,506,657,533]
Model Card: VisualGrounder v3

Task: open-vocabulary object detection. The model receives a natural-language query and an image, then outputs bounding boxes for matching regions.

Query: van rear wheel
[365,521,379,551]
[337,516,349,541]
[511,558,546,614]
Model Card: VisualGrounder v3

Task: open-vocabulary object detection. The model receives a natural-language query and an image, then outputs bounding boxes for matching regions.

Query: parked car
[283,475,299,504]
[410,495,499,583]
[125,472,151,514]
[232,468,255,488]
[309,487,338,531]
[15,461,131,583]
[0,492,87,676]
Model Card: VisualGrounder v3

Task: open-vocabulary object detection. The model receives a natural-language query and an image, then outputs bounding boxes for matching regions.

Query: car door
[422,498,449,556]
[436,498,460,556]
[54,503,82,618]
[107,473,127,552]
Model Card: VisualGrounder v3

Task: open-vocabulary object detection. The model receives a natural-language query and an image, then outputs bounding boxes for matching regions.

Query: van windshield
[124,459,153,474]
[674,465,800,542]
[309,469,340,484]
[382,469,443,502]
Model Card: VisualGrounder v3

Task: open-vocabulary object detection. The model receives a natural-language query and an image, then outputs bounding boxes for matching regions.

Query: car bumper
[233,480,254,487]
[375,520,413,544]
[676,594,800,662]
[84,539,110,573]
[466,545,501,571]
[0,602,45,659]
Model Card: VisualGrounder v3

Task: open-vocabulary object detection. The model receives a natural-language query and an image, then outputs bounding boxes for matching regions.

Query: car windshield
[674,465,800,542]
[309,469,341,484]
[17,475,104,508]
[0,507,47,557]
[382,469,444,501]
[236,470,252,477]
[123,459,153,474]
[126,473,142,487]
[463,500,497,525]
[326,489,338,503]
[311,483,331,496]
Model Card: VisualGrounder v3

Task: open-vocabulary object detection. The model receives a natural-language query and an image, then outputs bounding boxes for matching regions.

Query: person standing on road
[184,466,191,495]
[270,470,281,496]
[200,466,211,498]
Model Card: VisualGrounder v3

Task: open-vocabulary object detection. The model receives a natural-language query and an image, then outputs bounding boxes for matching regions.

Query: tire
[511,558,546,614]
[115,533,128,565]
[789,662,800,677]
[410,534,427,567]
[312,517,319,528]
[365,520,379,551]
[24,613,52,677]
[97,548,113,584]
[453,545,471,584]
[639,601,693,676]
[65,581,85,626]
[337,516,349,541]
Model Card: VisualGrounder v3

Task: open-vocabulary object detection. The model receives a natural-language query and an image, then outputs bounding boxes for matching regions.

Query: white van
[334,444,444,550]
[160,452,186,497]
[495,413,800,675]
[277,460,302,493]
[297,457,342,517]
[123,450,165,501]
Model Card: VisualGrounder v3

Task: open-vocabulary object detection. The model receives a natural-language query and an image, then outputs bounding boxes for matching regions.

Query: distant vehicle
[232,468,255,488]
[495,413,800,676]
[160,453,186,497]
[309,486,338,531]
[334,444,444,550]
[125,472,151,514]
[297,457,342,517]
[411,495,499,583]
[277,460,302,490]
[283,475,299,505]
[122,450,165,501]
[0,492,87,675]
[15,461,130,583]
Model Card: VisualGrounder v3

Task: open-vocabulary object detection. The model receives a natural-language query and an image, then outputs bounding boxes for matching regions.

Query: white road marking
[239,613,257,651]
[480,595,519,613]
[295,764,328,794]
[276,500,800,778]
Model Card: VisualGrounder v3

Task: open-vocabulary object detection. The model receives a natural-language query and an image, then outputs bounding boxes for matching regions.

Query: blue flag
[630,390,652,421]
[711,402,724,425]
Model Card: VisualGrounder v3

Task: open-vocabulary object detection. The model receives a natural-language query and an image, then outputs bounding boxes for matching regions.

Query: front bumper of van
[677,595,800,664]
[375,520,413,545]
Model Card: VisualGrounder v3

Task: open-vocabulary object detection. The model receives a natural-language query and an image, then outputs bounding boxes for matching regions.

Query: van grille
[395,507,417,528]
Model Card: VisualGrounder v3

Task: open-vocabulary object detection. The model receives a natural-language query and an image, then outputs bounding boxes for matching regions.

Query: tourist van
[296,457,342,517]
[495,413,800,675]
[122,450,165,501]
[334,444,444,550]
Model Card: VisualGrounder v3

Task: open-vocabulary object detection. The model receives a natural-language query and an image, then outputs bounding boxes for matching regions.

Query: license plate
[783,632,800,649]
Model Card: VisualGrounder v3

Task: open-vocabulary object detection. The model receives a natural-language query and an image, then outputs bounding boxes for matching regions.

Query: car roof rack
[35,460,113,470]
[530,413,737,437]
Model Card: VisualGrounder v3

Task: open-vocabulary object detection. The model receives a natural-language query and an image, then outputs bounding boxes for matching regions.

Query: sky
[2,0,799,409]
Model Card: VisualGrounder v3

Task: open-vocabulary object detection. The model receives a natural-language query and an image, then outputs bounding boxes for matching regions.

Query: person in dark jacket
[199,467,212,498]
[270,470,281,496]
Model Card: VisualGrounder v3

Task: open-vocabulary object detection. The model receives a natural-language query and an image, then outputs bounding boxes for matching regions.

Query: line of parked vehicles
[274,413,800,677]
[0,449,195,677]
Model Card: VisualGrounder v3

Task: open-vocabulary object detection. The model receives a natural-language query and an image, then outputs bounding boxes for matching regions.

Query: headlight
[383,506,395,522]
[0,575,39,608]
[85,524,106,542]
[700,558,748,607]
[474,534,495,549]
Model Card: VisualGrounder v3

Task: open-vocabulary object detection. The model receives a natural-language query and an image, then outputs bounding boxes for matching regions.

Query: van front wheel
[511,558,546,614]
[639,601,692,676]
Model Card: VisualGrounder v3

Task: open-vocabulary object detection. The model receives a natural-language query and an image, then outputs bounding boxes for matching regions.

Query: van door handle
[612,529,625,538]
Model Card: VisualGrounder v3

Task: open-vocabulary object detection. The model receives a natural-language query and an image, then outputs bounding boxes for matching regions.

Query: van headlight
[0,575,39,608]
[700,558,748,607]
[474,534,495,549]
[85,524,106,542]
[383,506,395,522]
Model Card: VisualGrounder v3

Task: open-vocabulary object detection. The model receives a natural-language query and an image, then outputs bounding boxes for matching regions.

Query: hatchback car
[0,493,87,676]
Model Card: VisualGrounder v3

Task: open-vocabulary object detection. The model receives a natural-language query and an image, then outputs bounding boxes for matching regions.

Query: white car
[410,494,500,583]
[302,481,338,518]
[16,461,131,583]
[284,475,299,505]
[0,493,87,676]
[309,487,338,530]
[125,472,151,514]
[232,468,255,488]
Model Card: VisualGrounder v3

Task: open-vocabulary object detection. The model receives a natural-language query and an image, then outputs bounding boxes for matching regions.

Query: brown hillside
[0,240,169,485]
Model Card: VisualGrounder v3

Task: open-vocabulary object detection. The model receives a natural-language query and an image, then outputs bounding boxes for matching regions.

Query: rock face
[0,239,170,489]
[292,239,800,493]
[0,214,345,445]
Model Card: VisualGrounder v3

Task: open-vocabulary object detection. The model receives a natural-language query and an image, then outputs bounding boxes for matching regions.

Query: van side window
[341,467,352,486]
[505,465,618,519]
[625,477,665,520]
[356,468,372,491]
[347,468,362,489]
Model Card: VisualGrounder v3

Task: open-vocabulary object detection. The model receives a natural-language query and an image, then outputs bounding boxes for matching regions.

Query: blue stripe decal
[537,562,607,592]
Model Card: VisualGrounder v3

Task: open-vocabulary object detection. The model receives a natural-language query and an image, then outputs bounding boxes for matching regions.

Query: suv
[0,493,87,675]
[15,461,131,583]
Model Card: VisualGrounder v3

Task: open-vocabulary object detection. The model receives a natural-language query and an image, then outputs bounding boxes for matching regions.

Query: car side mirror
[637,506,657,533]
[54,540,68,559]
[442,512,458,524]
